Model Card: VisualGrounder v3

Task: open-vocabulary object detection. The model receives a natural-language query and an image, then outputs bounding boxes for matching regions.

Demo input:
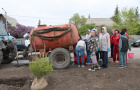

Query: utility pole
[2,8,8,30]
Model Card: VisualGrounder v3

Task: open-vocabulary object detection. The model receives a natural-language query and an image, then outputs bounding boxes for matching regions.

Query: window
[0,21,7,35]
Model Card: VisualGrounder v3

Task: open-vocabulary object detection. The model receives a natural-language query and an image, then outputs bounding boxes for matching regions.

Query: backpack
[121,37,128,52]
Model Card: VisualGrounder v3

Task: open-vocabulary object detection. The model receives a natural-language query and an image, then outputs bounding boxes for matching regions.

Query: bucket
[91,55,97,64]
[74,56,87,64]
[128,53,134,59]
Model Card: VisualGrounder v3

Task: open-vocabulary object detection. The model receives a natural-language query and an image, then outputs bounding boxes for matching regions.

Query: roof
[0,14,18,27]
[86,18,114,26]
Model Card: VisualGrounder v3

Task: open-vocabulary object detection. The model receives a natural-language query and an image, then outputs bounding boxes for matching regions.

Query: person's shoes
[71,61,75,65]
[81,65,85,67]
[99,59,102,61]
[88,67,95,71]
[95,65,100,70]
[103,66,107,69]
[78,65,80,67]
[119,65,124,68]
[116,61,119,63]
[86,63,91,65]
[100,64,105,67]
[123,65,126,68]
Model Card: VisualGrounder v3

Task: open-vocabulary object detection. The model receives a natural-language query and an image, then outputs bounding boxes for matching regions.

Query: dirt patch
[0,78,32,90]
[0,59,140,90]
[0,78,27,87]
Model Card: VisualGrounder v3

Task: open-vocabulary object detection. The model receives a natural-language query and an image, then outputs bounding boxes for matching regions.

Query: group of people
[75,27,131,71]
[110,28,131,68]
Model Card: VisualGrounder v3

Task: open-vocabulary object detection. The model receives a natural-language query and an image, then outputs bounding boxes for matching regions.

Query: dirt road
[0,47,139,90]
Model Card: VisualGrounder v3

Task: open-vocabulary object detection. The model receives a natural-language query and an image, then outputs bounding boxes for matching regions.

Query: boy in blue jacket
[119,30,131,68]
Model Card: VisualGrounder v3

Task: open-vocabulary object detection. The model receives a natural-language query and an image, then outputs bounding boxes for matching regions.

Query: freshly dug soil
[0,59,140,90]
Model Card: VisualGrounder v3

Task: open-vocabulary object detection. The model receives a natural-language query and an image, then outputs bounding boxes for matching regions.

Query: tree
[112,7,140,35]
[111,5,121,24]
[88,14,90,18]
[7,24,33,38]
[69,13,87,29]
[78,23,96,35]
[135,7,139,18]
[38,19,41,25]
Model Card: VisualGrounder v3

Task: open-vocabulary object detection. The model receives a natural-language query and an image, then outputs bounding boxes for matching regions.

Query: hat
[87,29,90,32]
[91,28,97,32]
[120,30,125,35]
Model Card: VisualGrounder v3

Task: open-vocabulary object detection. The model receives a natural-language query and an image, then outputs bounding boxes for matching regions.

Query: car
[16,38,26,50]
[131,39,140,47]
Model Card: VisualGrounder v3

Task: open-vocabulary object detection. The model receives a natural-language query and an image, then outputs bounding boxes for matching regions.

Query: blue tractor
[0,20,17,64]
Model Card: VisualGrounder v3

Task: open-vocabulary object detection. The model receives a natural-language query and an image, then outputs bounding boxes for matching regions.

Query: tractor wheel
[0,49,3,64]
[49,48,71,69]
[2,45,17,64]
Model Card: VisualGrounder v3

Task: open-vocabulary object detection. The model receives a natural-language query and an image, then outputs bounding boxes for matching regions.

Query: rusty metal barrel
[30,24,79,52]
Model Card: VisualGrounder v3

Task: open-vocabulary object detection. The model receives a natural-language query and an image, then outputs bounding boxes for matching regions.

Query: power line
[9,15,69,20]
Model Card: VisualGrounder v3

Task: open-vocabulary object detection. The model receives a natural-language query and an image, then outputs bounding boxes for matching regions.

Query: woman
[111,30,120,63]
[99,27,110,68]
[88,29,100,71]
[75,39,86,67]
[119,30,131,68]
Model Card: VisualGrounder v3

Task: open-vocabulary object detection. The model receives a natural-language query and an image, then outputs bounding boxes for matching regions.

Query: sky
[0,0,140,27]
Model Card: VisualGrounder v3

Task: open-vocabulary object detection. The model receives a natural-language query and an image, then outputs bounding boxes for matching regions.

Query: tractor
[0,20,17,64]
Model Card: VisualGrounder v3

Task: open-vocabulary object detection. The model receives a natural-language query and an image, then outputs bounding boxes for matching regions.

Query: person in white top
[75,38,86,67]
[85,30,91,39]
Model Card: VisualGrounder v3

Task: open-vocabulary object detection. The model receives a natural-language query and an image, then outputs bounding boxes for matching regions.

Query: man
[111,30,120,63]
[110,29,115,58]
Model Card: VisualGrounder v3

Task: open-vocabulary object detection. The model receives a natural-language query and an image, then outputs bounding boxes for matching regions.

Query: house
[0,14,18,27]
[86,18,114,27]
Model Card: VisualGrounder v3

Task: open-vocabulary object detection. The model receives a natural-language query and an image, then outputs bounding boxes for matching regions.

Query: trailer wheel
[0,49,3,64]
[49,48,71,69]
[2,45,17,64]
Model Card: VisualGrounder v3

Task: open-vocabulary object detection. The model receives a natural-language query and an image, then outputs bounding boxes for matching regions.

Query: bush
[29,57,53,79]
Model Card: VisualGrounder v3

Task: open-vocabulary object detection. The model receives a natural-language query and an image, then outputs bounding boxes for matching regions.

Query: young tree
[69,13,87,29]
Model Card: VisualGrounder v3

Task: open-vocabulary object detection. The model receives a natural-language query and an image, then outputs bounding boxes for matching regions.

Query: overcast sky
[0,0,140,27]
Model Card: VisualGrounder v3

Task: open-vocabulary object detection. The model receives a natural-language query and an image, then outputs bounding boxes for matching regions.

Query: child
[88,29,100,71]
[119,30,131,68]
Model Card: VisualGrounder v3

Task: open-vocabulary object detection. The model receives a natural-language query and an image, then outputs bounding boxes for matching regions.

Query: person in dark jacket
[110,29,115,58]
[119,30,131,68]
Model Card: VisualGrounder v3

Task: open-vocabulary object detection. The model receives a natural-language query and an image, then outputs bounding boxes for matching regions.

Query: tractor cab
[0,20,17,64]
